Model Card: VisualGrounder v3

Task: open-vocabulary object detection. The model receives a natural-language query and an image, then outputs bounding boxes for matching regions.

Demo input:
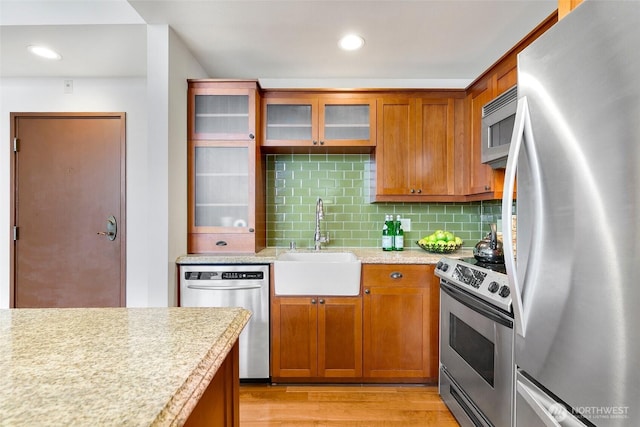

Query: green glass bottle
[394,215,404,251]
[382,215,394,251]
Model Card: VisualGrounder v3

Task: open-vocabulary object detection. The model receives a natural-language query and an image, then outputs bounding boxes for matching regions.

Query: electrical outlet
[400,218,411,231]
[64,79,73,94]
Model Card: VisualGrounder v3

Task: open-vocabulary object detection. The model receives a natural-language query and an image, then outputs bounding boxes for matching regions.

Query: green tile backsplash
[266,154,497,249]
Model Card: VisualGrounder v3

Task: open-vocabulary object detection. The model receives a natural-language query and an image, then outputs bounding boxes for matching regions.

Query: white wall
[168,27,208,305]
[0,76,147,307]
[0,25,207,308]
[145,25,207,307]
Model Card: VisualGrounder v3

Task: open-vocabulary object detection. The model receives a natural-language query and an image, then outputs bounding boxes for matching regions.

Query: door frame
[9,112,127,308]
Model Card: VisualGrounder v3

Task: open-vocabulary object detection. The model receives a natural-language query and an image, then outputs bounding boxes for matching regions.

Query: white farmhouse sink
[274,251,361,296]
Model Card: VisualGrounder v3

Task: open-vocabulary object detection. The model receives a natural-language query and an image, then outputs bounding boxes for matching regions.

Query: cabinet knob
[364,289,370,294]
[390,272,403,280]
[417,189,422,194]
[313,140,318,145]
[216,241,228,246]
[311,298,317,304]
[319,299,325,304]
[249,228,254,232]
[410,189,415,193]
[319,140,325,145]
[485,185,491,191]
[249,133,255,140]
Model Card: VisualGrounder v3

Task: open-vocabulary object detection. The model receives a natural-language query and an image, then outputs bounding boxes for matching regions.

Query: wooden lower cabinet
[184,341,239,427]
[271,264,439,384]
[362,264,439,383]
[271,296,362,382]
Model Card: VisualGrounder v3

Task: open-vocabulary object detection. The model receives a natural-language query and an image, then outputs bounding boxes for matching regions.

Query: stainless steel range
[435,257,514,427]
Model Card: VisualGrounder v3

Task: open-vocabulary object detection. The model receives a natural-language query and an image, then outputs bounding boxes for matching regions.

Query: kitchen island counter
[177,247,474,265]
[0,307,250,426]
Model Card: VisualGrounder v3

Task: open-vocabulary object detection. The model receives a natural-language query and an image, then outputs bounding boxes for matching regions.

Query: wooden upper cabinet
[262,93,376,153]
[462,12,556,200]
[187,80,265,253]
[466,80,499,197]
[188,80,258,141]
[375,97,416,197]
[374,94,464,202]
[558,0,583,20]
[416,98,456,196]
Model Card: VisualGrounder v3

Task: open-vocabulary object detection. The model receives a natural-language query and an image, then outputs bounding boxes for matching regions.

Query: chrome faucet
[313,197,330,250]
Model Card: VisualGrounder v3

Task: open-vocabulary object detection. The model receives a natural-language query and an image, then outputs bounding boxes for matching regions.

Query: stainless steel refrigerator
[501,1,640,426]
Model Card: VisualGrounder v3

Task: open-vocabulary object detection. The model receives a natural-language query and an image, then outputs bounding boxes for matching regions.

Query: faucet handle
[320,232,330,243]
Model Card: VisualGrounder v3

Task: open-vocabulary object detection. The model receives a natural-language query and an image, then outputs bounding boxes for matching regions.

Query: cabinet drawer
[362,264,431,287]
[188,233,255,253]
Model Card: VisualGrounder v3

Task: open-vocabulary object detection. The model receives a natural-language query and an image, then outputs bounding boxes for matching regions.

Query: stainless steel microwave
[481,85,517,168]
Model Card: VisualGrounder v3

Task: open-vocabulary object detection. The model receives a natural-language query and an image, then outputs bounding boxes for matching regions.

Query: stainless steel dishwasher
[179,264,269,380]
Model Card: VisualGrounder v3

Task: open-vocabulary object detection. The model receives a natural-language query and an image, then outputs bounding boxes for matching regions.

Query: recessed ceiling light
[338,34,365,51]
[27,45,62,60]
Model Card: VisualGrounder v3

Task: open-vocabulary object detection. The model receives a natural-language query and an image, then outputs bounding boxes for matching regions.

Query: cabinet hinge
[13,138,19,152]
[13,226,19,241]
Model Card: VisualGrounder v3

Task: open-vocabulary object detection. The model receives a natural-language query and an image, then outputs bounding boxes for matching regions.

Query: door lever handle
[97,215,117,241]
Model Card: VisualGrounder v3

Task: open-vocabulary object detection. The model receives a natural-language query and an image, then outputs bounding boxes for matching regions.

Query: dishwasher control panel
[184,271,264,280]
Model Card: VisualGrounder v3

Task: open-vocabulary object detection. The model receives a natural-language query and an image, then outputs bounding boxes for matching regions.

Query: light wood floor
[239,384,460,426]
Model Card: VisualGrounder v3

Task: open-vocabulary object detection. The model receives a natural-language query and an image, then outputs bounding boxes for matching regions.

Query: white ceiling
[0,0,557,88]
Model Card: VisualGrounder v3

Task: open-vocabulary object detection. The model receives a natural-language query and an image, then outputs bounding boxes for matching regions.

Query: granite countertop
[0,307,251,426]
[177,247,474,265]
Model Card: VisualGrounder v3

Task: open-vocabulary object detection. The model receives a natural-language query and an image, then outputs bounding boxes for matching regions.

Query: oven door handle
[441,281,513,328]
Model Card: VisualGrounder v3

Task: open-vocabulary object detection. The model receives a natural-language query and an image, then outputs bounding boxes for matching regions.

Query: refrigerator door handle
[516,380,562,427]
[503,96,530,337]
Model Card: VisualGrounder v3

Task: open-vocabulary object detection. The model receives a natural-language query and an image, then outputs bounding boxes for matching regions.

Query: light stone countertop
[176,247,474,265]
[0,307,251,426]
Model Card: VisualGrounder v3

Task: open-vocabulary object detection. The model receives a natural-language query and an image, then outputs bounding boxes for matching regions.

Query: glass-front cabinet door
[192,144,250,229]
[188,85,256,141]
[187,80,264,254]
[262,96,375,149]
[188,140,258,253]
[319,100,375,145]
[264,98,318,146]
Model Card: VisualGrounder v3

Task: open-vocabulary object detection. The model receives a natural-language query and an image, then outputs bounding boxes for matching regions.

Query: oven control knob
[488,281,499,293]
[498,286,511,298]
[436,261,443,270]
[441,263,449,272]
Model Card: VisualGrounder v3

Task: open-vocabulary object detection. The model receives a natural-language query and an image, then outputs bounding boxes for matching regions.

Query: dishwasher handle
[186,284,262,291]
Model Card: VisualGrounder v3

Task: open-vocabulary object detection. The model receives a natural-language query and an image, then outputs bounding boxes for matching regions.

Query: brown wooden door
[317,297,363,378]
[416,98,456,196]
[363,285,430,380]
[375,97,417,196]
[271,297,318,378]
[362,264,433,381]
[11,113,125,308]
